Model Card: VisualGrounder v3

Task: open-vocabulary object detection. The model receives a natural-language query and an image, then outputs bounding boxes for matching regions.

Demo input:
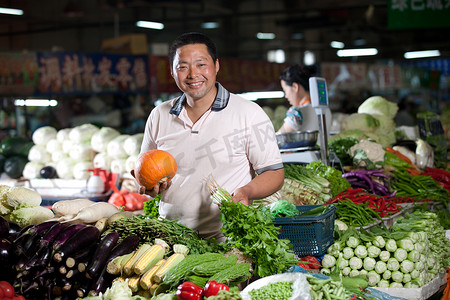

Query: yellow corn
[112,276,126,284]
[150,283,159,295]
[133,239,169,275]
[123,243,152,276]
[140,259,165,290]
[127,276,141,293]
[107,252,135,275]
[152,244,189,283]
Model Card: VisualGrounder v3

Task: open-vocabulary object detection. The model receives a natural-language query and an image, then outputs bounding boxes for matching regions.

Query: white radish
[63,202,120,224]
[52,198,95,216]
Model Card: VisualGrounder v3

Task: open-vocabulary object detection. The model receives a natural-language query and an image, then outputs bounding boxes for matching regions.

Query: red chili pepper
[176,282,203,300]
[203,280,229,298]
[300,256,321,269]
[297,262,311,270]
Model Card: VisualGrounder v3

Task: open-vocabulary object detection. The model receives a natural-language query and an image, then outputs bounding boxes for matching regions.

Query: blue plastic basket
[274,205,335,257]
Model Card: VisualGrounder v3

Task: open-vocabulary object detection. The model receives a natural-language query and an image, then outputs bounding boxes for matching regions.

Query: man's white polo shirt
[140,83,283,240]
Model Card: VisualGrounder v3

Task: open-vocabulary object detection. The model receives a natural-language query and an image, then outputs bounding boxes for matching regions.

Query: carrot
[385,147,413,165]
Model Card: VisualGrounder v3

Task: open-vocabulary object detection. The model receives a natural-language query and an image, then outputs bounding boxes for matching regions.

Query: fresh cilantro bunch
[306,161,351,197]
[219,200,296,278]
[143,194,160,217]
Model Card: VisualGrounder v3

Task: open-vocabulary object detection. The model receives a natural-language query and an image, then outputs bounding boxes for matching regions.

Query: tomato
[13,295,26,300]
[0,281,15,298]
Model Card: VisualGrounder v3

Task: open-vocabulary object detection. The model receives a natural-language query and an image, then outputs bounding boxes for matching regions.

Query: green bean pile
[249,281,293,300]
[306,276,353,300]
[334,200,381,227]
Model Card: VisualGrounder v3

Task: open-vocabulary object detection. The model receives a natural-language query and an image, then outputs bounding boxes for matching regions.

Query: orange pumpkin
[134,149,177,190]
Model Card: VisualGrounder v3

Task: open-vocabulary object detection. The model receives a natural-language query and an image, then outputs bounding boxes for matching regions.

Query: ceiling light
[15,99,58,107]
[136,21,164,30]
[238,91,284,101]
[256,32,276,40]
[330,41,345,49]
[404,50,440,59]
[0,7,24,15]
[304,51,315,66]
[337,48,378,57]
[267,49,285,63]
[201,22,219,29]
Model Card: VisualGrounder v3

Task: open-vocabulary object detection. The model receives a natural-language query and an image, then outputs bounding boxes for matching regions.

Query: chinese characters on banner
[36,52,149,96]
[388,0,450,29]
[0,53,39,96]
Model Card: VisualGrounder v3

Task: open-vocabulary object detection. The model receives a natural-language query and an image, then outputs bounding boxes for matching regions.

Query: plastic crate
[274,205,335,257]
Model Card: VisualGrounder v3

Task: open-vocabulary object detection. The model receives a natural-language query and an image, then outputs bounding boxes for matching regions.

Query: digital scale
[280,77,330,165]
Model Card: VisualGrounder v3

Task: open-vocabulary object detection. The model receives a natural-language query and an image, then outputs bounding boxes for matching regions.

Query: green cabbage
[342,113,380,132]
[357,96,399,119]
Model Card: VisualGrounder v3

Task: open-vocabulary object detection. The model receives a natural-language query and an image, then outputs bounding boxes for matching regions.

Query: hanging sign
[388,0,450,29]
[35,52,149,96]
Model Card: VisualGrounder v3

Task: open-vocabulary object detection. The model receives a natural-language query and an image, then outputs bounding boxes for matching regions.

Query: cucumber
[0,136,33,157]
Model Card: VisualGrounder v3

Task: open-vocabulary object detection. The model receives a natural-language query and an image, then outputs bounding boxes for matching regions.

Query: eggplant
[65,242,96,269]
[7,220,22,241]
[52,223,86,251]
[89,266,113,296]
[39,222,71,248]
[0,215,9,238]
[86,232,119,279]
[76,277,93,298]
[53,226,100,263]
[106,234,140,263]
[0,238,15,281]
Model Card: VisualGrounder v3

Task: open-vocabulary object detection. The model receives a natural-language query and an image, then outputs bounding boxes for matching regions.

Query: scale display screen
[309,77,328,108]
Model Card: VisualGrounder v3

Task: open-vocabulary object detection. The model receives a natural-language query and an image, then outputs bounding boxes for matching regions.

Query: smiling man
[135,32,284,242]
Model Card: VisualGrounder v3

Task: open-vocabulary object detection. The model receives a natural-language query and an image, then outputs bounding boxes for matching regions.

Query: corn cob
[140,259,166,290]
[123,243,152,276]
[112,276,126,284]
[150,283,159,295]
[107,251,135,275]
[127,276,141,293]
[133,239,169,275]
[152,244,189,283]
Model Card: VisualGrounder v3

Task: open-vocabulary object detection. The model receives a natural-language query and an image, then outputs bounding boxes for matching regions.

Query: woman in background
[277,64,332,134]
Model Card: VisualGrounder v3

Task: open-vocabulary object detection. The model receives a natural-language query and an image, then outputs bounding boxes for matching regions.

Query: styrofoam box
[22,178,89,197]
[372,273,447,300]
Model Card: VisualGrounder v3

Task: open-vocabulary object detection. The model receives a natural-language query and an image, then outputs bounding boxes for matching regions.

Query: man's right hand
[141,181,172,198]
[131,169,172,197]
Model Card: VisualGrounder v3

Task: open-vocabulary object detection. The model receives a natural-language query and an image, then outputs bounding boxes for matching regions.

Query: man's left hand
[230,187,252,205]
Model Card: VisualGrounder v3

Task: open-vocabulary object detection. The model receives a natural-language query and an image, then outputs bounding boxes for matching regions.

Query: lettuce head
[342,113,380,132]
[358,96,399,119]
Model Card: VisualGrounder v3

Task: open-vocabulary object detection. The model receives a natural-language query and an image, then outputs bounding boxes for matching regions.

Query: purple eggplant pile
[0,215,140,299]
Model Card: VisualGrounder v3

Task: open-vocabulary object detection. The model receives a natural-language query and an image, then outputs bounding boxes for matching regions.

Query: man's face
[171,43,219,102]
